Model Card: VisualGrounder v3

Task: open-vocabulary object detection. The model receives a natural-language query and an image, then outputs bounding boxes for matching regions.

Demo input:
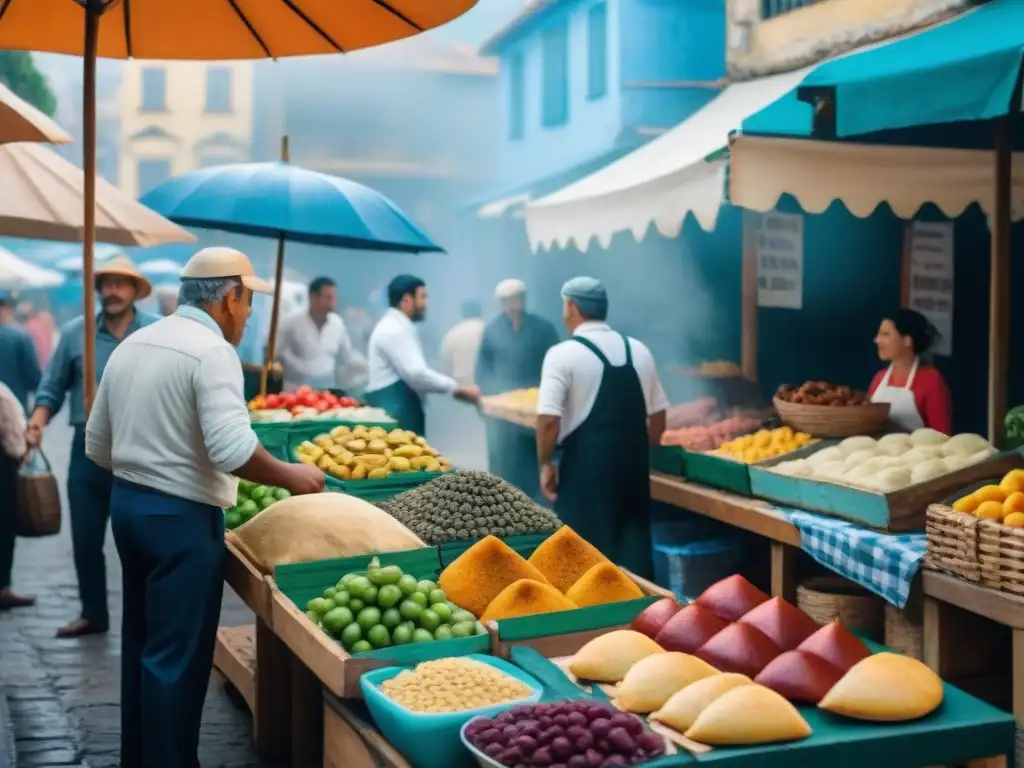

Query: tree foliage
[0,51,57,117]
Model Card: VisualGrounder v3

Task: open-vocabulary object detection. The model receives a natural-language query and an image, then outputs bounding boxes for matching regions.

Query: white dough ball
[898,448,933,466]
[872,467,913,493]
[876,441,912,457]
[844,449,880,469]
[812,461,848,480]
[967,447,999,465]
[807,446,844,466]
[877,433,912,450]
[838,436,878,456]
[910,427,949,447]
[910,459,948,485]
[944,433,992,457]
[943,455,972,473]
[773,459,809,478]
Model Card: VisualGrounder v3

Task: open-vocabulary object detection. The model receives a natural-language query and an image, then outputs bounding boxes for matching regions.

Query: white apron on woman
[871,358,925,431]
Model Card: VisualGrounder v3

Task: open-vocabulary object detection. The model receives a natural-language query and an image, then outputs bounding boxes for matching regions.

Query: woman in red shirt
[869,309,952,435]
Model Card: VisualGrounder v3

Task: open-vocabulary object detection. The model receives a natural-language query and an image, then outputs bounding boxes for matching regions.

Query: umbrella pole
[81,4,100,415]
[260,135,291,398]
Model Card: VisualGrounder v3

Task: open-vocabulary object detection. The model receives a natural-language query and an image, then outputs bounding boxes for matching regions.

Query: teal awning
[795,0,1024,138]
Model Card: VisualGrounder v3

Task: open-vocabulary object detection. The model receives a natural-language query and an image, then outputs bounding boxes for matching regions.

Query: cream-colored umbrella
[0,142,194,246]
[0,245,65,288]
[0,80,70,145]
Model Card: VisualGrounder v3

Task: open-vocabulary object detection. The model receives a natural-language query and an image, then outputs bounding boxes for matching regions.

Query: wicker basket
[925,504,982,582]
[978,516,1024,596]
[796,576,884,641]
[884,603,923,659]
[773,396,891,438]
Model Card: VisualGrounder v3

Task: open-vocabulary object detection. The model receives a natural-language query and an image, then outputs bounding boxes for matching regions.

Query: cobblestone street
[0,414,267,768]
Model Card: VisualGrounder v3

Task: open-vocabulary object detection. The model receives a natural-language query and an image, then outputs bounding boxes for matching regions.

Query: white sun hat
[180,247,273,294]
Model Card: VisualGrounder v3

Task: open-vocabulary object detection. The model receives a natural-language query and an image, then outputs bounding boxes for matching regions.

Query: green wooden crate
[274,548,491,662]
[651,445,685,476]
[492,596,658,643]
[682,451,754,495]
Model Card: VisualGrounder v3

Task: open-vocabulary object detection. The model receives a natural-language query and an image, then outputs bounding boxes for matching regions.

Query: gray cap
[561,276,608,319]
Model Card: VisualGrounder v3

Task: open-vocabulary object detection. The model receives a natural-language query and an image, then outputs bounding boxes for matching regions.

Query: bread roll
[818,652,943,721]
[650,673,752,732]
[570,630,664,683]
[615,652,718,713]
[686,684,812,745]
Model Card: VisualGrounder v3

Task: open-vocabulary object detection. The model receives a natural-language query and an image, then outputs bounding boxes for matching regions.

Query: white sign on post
[907,221,954,356]
[756,212,804,310]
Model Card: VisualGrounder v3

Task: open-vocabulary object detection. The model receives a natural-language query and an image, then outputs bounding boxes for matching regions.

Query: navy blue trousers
[110,479,225,768]
[68,429,114,627]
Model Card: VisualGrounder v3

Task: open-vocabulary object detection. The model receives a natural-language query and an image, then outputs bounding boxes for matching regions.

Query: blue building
[479,0,726,203]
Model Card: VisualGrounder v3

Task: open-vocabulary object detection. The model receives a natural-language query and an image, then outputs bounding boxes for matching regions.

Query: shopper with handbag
[0,380,34,610]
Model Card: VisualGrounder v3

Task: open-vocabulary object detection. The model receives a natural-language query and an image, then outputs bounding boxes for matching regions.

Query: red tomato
[301,393,317,408]
[314,401,330,413]
[281,394,298,409]
[296,385,313,396]
[264,394,281,409]
[323,393,339,407]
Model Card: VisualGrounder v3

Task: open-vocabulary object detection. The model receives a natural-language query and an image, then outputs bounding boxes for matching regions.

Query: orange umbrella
[0,0,477,410]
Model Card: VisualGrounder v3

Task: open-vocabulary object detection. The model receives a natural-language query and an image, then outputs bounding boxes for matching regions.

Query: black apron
[555,334,653,579]
[365,379,426,436]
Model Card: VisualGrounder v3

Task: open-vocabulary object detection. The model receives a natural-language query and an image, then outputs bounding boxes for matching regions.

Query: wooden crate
[214,625,255,713]
[479,397,537,429]
[224,538,274,623]
[323,691,411,768]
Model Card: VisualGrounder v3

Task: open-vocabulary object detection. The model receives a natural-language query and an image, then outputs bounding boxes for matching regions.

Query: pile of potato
[296,424,452,481]
[712,426,816,464]
[775,381,871,406]
[770,429,997,493]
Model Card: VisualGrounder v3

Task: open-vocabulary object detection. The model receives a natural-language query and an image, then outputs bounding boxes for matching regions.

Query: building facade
[118,60,254,198]
[726,0,974,79]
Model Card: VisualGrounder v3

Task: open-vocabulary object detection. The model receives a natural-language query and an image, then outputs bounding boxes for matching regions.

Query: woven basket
[796,576,884,641]
[978,516,1024,597]
[15,449,61,538]
[884,603,923,659]
[924,504,982,582]
[773,396,891,438]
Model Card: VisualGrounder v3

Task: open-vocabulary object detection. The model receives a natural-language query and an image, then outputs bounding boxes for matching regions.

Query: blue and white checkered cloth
[781,509,927,609]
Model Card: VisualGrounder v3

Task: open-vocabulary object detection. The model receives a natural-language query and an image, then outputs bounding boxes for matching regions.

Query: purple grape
[498,712,516,724]
[550,764,567,768]
[629,757,646,766]
[503,725,520,740]
[518,719,540,733]
[609,728,636,755]
[574,732,594,752]
[566,726,587,742]
[513,736,538,754]
[624,718,644,738]
[567,711,588,728]
[590,719,611,740]
[498,747,522,765]
[541,726,564,745]
[585,749,604,767]
[609,714,634,731]
[554,713,569,726]
[568,756,588,768]
[484,742,503,758]
[587,705,612,721]
[478,728,500,745]
[637,732,664,755]
[601,757,627,768]
[597,739,611,753]
[539,716,555,729]
[532,746,553,767]
[551,737,573,758]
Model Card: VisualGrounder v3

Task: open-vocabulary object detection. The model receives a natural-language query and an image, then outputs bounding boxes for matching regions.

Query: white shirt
[367,308,458,397]
[278,310,367,391]
[537,321,669,442]
[440,318,486,388]
[85,307,259,510]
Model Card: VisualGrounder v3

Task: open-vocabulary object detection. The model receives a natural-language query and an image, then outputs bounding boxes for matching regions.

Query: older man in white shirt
[278,276,368,392]
[85,247,324,768]
[535,276,668,580]
[365,274,480,435]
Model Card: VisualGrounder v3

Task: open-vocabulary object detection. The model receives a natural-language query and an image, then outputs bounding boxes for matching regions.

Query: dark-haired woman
[869,309,952,434]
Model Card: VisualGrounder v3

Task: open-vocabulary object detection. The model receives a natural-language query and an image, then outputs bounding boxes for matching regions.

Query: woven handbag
[16,449,61,537]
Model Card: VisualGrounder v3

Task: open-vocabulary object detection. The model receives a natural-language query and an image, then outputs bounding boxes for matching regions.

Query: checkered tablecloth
[781,508,927,609]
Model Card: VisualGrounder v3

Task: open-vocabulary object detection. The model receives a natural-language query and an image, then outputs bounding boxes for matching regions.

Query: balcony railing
[761,0,821,20]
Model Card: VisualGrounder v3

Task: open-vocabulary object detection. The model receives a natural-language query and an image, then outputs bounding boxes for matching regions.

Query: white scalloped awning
[729,134,1024,221]
[523,67,811,252]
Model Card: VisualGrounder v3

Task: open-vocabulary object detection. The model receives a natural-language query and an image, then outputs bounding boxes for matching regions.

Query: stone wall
[727,0,976,80]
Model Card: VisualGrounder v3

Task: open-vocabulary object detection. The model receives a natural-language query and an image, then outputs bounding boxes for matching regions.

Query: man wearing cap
[365,274,481,435]
[85,247,324,768]
[27,255,158,638]
[535,277,668,578]
[477,279,559,501]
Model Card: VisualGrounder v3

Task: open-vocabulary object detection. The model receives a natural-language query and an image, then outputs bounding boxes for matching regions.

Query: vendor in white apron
[869,309,952,434]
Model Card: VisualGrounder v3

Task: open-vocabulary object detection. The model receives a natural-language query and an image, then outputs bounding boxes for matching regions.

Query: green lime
[431,603,453,623]
[428,589,447,605]
[367,625,391,649]
[305,610,321,624]
[250,486,269,502]
[307,597,332,615]
[356,607,382,632]
[273,487,291,501]
[224,510,242,529]
[239,499,259,520]
[452,609,476,625]
[367,556,381,571]
[408,592,428,608]
[450,621,474,638]
[377,585,402,610]
[392,624,413,645]
[238,479,255,495]
[340,573,360,587]
[340,623,362,650]
[399,600,423,621]
[474,622,487,635]
[347,576,372,599]
[259,495,276,510]
[433,625,453,641]
[419,609,440,632]
[361,585,379,605]
[323,587,338,600]
[332,590,350,608]
[416,580,437,594]
[350,640,373,654]
[412,628,434,644]
[381,608,402,630]
[348,598,365,614]
[397,574,418,596]
[377,565,404,586]
[323,607,354,635]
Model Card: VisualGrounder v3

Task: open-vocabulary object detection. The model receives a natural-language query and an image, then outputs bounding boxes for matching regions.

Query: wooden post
[254,618,293,761]
[899,223,913,308]
[260,135,290,397]
[81,3,100,415]
[988,117,1012,446]
[741,210,759,382]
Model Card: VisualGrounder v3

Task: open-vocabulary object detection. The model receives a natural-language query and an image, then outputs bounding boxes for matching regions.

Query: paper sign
[756,212,803,310]
[907,222,954,356]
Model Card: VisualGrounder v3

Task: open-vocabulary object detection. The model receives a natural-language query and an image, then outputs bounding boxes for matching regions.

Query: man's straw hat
[180,247,273,294]
[94,254,152,300]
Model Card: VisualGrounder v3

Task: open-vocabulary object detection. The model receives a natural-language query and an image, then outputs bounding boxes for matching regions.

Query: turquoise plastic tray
[361,654,543,768]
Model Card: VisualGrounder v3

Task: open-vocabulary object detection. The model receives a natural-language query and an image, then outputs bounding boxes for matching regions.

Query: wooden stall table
[923,571,1022,742]
[651,471,802,602]
[324,691,411,768]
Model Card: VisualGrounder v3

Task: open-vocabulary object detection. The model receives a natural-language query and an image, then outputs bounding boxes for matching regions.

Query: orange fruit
[952,493,981,514]
[1004,512,1024,528]
[1004,492,1024,516]
[975,501,1005,520]
[974,485,1009,504]
[1000,470,1024,494]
